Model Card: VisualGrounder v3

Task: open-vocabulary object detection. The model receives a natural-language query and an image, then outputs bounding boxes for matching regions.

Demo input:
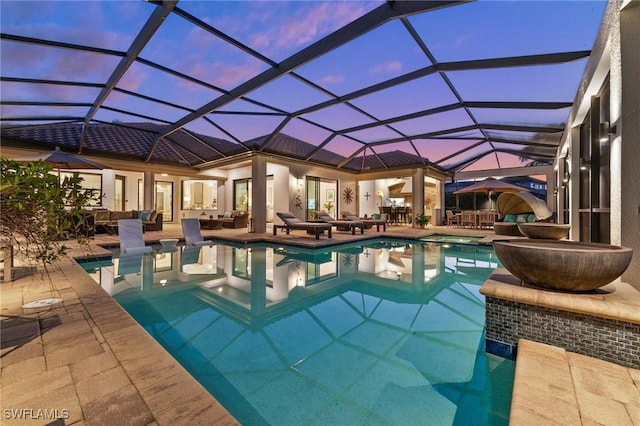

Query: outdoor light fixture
[599,122,616,142]
[562,172,570,183]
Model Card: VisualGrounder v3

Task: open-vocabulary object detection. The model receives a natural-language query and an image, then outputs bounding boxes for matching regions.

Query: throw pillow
[527,214,537,222]
[138,210,152,221]
[516,214,528,223]
[223,211,232,218]
[504,214,517,223]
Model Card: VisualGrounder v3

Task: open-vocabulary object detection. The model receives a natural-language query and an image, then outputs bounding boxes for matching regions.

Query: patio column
[546,170,556,219]
[143,171,154,211]
[251,156,267,233]
[411,168,424,228]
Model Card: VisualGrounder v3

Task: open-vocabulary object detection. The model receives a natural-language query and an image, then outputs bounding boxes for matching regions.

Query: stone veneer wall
[485,297,640,369]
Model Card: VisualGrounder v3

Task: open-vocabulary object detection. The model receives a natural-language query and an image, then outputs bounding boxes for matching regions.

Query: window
[58,171,102,206]
[155,181,173,222]
[233,179,251,212]
[182,179,218,210]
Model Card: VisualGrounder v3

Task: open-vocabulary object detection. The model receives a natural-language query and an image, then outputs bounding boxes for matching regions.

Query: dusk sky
[1,0,607,172]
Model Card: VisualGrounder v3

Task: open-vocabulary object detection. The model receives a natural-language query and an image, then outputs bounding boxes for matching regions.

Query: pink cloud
[370,61,403,74]
[245,2,368,56]
[118,66,147,92]
[320,75,345,84]
[454,34,472,49]
[186,61,260,89]
[185,25,216,51]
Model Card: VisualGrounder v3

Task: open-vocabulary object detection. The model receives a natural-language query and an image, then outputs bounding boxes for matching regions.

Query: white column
[251,156,267,233]
[411,168,425,228]
[143,171,154,211]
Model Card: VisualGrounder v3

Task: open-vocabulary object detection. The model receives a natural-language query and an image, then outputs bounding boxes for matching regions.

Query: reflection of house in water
[97,239,509,423]
[96,240,499,330]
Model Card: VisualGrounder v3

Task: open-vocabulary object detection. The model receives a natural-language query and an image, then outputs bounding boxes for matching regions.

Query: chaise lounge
[314,210,364,235]
[275,212,332,240]
[341,210,386,232]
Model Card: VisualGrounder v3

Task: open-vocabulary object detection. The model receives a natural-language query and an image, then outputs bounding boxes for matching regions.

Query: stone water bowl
[493,240,633,292]
[517,222,570,240]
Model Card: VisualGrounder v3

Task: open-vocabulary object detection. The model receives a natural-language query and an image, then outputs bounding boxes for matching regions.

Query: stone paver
[510,339,640,426]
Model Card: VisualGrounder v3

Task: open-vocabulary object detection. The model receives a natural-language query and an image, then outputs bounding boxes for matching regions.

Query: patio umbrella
[454,177,529,209]
[13,147,106,180]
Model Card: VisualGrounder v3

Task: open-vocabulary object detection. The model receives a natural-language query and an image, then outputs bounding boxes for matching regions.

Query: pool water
[420,235,484,245]
[82,239,513,425]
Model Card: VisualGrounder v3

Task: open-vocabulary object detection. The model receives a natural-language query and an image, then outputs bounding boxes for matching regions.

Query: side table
[199,218,223,230]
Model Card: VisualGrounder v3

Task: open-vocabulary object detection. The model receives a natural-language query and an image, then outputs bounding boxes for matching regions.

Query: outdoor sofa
[94,209,163,233]
[275,212,332,240]
[217,210,249,229]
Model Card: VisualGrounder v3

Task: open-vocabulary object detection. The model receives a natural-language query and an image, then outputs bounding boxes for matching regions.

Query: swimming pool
[83,238,513,425]
[420,234,484,245]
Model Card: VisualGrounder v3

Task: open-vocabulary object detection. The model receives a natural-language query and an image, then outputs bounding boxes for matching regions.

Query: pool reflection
[92,239,499,328]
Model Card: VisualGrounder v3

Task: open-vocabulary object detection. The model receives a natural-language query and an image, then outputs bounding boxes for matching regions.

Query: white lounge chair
[181,218,213,247]
[117,219,152,254]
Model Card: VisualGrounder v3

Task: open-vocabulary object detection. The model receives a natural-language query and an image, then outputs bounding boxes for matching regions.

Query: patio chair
[446,210,461,227]
[274,212,332,240]
[314,210,364,235]
[341,210,386,231]
[478,210,495,229]
[461,211,476,229]
[181,218,213,247]
[117,219,152,254]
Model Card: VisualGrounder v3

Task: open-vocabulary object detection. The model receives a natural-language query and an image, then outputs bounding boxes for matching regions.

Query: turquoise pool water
[420,235,484,245]
[83,239,513,425]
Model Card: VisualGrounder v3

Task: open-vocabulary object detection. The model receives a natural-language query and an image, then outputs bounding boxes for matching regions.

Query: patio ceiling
[0,0,606,174]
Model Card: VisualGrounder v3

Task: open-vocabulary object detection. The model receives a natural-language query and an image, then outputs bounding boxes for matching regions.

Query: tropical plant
[414,213,431,227]
[0,157,99,270]
[323,200,334,214]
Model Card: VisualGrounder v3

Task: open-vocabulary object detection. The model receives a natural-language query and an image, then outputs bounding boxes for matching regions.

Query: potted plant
[414,213,431,228]
[323,200,334,216]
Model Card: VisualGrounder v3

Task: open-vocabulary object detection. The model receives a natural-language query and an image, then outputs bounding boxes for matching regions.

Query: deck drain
[22,298,63,309]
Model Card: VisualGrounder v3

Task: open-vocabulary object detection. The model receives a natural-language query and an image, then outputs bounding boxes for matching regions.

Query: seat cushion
[111,211,135,220]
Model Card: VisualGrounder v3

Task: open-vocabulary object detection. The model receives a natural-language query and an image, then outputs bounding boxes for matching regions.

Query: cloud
[370,61,403,74]
[454,34,472,49]
[320,75,344,85]
[186,60,261,89]
[118,67,147,92]
[185,25,216,51]
[246,2,368,56]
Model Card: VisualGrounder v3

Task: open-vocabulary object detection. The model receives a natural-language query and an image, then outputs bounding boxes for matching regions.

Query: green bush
[1,157,99,267]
